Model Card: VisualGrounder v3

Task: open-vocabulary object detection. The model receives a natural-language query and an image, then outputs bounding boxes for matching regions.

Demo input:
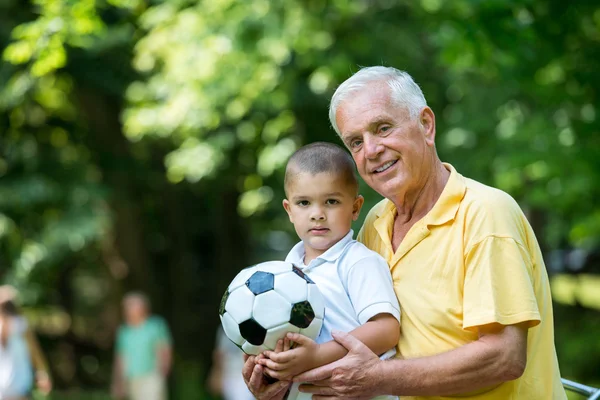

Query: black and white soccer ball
[219,260,325,355]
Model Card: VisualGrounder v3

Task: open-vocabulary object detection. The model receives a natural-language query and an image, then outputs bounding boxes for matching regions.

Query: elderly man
[111,292,172,400]
[243,67,566,399]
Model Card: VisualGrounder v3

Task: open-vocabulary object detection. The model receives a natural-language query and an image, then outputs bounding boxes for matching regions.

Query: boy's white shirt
[284,229,400,400]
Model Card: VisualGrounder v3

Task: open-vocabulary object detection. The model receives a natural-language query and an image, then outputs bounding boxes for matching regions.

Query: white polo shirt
[285,230,400,400]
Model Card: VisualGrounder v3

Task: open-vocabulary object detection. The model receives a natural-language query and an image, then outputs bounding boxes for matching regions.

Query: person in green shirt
[111,292,172,400]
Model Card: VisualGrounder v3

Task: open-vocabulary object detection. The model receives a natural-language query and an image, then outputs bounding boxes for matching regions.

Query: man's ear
[352,195,365,221]
[282,199,294,223]
[420,107,436,147]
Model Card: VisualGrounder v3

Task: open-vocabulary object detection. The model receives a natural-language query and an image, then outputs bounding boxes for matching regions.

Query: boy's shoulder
[339,238,388,268]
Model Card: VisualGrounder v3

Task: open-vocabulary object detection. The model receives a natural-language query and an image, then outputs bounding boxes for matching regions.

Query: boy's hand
[259,333,320,381]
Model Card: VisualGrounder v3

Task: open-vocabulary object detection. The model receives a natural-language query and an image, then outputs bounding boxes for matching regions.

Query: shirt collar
[286,229,354,268]
[374,163,465,228]
[423,163,466,227]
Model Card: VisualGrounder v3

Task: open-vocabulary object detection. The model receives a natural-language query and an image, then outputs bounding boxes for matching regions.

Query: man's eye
[351,140,362,148]
[380,125,390,133]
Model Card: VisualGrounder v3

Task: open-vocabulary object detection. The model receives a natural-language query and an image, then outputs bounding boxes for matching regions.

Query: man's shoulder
[147,315,167,328]
[461,176,522,215]
[458,175,531,242]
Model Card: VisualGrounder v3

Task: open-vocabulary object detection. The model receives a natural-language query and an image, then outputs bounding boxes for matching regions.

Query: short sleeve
[154,317,172,346]
[345,254,400,325]
[463,236,541,331]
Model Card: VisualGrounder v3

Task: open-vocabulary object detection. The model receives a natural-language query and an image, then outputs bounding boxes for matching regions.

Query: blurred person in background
[206,326,254,400]
[111,291,172,400]
[0,285,52,400]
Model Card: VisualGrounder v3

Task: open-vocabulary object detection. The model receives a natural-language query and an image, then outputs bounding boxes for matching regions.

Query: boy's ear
[282,199,294,223]
[352,195,364,221]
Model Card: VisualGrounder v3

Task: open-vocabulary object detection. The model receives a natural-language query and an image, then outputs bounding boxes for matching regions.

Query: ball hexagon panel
[239,319,267,346]
[307,284,325,319]
[300,316,323,340]
[220,312,244,346]
[253,290,293,329]
[274,271,308,304]
[264,322,300,350]
[292,266,315,283]
[242,341,268,356]
[246,271,275,295]
[290,300,315,329]
[228,265,259,291]
[225,285,255,323]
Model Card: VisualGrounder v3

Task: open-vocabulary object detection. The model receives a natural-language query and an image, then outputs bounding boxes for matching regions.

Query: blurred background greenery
[0,0,599,398]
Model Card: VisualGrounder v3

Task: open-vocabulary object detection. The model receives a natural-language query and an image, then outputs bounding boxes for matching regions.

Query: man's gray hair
[329,66,428,135]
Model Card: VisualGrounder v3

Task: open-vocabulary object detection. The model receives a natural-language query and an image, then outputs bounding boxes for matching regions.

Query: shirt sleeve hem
[463,311,541,331]
[357,302,401,325]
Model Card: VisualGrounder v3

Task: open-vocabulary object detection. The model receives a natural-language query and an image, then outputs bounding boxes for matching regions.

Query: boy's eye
[297,200,309,206]
[326,199,339,205]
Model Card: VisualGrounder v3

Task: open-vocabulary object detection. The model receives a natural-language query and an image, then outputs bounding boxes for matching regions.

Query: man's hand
[242,353,291,400]
[293,330,383,400]
[259,333,320,381]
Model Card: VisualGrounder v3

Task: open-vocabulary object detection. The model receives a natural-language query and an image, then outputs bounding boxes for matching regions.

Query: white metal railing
[562,378,600,400]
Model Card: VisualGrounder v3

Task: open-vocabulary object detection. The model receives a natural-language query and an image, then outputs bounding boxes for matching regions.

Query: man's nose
[363,134,383,159]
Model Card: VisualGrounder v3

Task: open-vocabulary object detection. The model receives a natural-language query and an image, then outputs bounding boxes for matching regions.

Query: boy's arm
[259,313,399,380]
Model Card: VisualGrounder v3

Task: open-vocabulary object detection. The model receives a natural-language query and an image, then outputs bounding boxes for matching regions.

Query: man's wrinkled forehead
[336,85,405,135]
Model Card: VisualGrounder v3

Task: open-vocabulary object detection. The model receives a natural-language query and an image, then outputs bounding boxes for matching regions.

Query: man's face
[336,83,435,201]
[124,298,148,326]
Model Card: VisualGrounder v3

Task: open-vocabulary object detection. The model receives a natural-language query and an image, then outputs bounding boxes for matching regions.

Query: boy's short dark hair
[284,142,359,196]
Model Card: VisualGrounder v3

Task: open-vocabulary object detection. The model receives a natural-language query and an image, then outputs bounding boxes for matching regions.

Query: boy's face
[283,171,364,263]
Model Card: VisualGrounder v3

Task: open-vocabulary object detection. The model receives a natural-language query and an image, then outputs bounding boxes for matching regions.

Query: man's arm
[259,313,399,380]
[156,318,173,377]
[111,354,127,399]
[296,323,528,399]
[158,342,173,377]
[379,322,527,396]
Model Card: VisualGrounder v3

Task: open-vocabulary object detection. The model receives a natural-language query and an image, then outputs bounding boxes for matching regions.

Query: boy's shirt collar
[286,229,354,270]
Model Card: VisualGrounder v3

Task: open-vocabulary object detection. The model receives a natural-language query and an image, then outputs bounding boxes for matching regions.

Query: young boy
[257,142,400,400]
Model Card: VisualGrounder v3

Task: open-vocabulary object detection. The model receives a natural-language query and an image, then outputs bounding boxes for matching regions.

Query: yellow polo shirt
[357,164,566,399]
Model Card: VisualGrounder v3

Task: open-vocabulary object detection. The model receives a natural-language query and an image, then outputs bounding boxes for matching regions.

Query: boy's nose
[310,209,326,221]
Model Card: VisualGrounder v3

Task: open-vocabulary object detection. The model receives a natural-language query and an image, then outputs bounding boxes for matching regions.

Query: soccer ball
[219,261,325,355]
